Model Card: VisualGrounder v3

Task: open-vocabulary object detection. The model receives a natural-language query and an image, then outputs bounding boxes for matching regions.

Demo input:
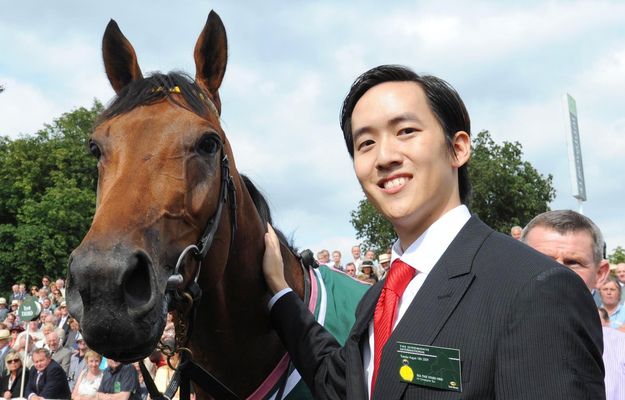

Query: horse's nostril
[124,252,153,309]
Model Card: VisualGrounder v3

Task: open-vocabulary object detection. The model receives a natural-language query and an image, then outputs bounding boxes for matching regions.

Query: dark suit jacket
[271,216,605,399]
[25,359,71,399]
[0,367,29,398]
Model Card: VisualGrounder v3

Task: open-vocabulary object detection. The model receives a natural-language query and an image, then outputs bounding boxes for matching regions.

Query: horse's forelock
[96,71,213,126]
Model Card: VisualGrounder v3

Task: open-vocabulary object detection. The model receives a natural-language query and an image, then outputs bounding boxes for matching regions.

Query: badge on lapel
[396,342,462,392]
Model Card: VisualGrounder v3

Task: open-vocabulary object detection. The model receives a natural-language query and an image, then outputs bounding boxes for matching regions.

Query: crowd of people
[0,280,187,400]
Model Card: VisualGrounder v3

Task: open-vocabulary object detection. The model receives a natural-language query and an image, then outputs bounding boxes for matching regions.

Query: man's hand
[263,223,289,295]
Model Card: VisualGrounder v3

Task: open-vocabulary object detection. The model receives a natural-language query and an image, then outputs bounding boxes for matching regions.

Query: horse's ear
[102,19,143,94]
[194,10,228,115]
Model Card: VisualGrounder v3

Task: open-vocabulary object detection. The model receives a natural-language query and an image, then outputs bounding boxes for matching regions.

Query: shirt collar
[391,205,471,275]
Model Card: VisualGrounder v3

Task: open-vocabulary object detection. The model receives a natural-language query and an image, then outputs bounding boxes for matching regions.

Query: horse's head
[66,11,234,362]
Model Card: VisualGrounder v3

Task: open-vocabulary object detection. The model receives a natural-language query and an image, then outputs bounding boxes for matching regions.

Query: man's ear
[451,131,470,167]
[594,260,611,290]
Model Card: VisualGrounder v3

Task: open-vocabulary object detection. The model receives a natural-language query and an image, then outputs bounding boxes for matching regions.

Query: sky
[1,0,624,265]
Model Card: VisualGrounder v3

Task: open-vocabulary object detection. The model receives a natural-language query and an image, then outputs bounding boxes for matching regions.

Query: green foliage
[350,130,556,249]
[608,246,625,264]
[0,100,102,292]
[350,198,396,255]
[468,130,556,233]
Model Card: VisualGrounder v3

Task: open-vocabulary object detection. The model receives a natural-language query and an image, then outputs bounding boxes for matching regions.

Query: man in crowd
[0,330,10,377]
[522,209,610,292]
[263,65,603,398]
[510,225,522,240]
[25,347,71,400]
[57,301,71,339]
[41,276,51,294]
[46,331,71,374]
[8,285,20,303]
[615,263,625,305]
[599,277,625,328]
[331,251,343,271]
[68,333,88,391]
[18,283,27,300]
[345,263,356,278]
[97,358,141,399]
[351,245,362,270]
[377,254,391,279]
[0,299,9,322]
[598,307,625,399]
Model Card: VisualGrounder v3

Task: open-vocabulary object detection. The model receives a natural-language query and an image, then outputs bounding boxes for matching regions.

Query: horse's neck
[189,182,305,398]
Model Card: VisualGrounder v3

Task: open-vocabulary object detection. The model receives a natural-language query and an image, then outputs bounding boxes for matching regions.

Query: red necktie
[371,259,415,396]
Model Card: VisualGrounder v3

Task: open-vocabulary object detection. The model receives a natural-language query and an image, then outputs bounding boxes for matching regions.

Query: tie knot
[385,259,415,296]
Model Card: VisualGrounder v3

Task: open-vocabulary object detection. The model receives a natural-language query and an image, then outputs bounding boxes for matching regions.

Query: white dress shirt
[363,205,471,398]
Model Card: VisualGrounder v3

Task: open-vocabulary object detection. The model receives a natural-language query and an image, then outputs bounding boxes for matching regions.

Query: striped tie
[371,259,415,396]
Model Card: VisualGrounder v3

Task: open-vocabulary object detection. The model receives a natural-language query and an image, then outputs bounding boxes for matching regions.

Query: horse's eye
[89,141,102,159]
[197,135,220,156]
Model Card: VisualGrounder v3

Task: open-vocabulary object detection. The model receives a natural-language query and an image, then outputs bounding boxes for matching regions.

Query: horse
[65,10,370,399]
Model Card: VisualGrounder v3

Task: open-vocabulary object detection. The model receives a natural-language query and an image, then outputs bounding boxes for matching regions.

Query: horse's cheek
[190,181,211,215]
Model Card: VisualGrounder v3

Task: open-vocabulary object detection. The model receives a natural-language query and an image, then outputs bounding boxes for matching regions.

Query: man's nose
[376,135,402,169]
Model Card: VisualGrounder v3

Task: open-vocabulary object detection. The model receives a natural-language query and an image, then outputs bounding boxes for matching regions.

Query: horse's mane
[241,175,298,253]
[96,72,211,125]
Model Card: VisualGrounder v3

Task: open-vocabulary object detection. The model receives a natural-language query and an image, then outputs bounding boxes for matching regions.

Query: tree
[0,100,102,291]
[608,246,625,264]
[350,130,556,251]
[469,130,556,233]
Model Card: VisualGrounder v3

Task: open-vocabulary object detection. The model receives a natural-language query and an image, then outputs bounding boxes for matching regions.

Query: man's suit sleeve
[25,367,36,397]
[495,266,605,399]
[270,291,350,399]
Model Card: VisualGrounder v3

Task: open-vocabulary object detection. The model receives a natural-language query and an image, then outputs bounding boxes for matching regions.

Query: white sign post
[563,93,587,213]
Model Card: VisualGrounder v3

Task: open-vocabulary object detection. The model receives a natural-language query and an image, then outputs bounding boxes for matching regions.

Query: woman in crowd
[71,350,103,399]
[29,286,38,297]
[357,260,378,284]
[1,349,29,399]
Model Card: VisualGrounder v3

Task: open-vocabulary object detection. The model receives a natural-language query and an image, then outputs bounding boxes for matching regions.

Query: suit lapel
[372,216,492,399]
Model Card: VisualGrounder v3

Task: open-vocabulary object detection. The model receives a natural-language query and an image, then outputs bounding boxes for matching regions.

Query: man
[8,285,20,303]
[263,65,603,399]
[331,251,343,271]
[68,333,88,391]
[55,279,65,297]
[57,301,71,340]
[615,263,625,305]
[345,263,356,278]
[598,307,625,399]
[37,289,48,304]
[18,283,27,300]
[521,209,610,292]
[510,225,522,240]
[46,331,71,375]
[0,330,10,377]
[378,254,391,280]
[0,298,9,322]
[41,298,53,314]
[97,358,141,399]
[321,249,333,267]
[41,276,50,294]
[351,245,362,270]
[25,347,71,400]
[599,277,625,328]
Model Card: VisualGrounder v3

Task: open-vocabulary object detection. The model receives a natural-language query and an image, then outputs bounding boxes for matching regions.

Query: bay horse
[65,10,369,399]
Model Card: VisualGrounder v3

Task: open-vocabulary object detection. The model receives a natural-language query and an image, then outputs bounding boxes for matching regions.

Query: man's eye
[400,128,417,135]
[357,140,374,150]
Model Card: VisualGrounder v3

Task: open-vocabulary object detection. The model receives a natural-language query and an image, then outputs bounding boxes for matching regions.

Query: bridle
[139,87,241,400]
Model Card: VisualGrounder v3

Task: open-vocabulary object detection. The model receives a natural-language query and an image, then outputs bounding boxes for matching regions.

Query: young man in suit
[263,65,604,399]
[25,347,71,400]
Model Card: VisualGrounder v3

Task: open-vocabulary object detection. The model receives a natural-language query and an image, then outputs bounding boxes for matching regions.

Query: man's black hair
[339,64,472,205]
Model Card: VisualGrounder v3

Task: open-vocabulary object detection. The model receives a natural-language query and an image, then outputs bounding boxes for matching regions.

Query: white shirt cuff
[268,288,293,310]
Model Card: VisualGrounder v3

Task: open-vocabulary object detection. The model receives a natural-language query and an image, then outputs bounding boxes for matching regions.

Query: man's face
[77,339,87,352]
[29,321,38,330]
[365,250,375,260]
[332,252,341,263]
[524,226,609,291]
[381,261,390,271]
[600,282,620,306]
[615,264,625,284]
[352,82,466,243]
[511,228,522,240]
[12,285,18,293]
[352,247,361,259]
[346,265,356,277]
[38,289,46,297]
[56,279,64,289]
[107,359,121,370]
[42,278,49,287]
[46,334,59,352]
[19,284,25,293]
[33,352,51,372]
[42,298,50,308]
[60,306,69,317]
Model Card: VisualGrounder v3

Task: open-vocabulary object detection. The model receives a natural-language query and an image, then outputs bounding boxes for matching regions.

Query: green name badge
[396,341,462,392]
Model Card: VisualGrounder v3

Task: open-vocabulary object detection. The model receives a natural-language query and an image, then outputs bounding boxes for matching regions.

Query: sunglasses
[7,359,19,363]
